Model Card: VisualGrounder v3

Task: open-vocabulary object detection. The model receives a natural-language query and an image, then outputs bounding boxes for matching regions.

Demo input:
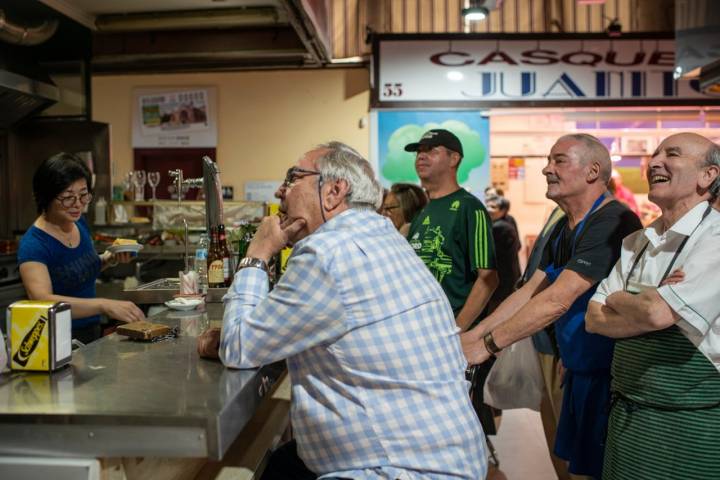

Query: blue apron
[545,194,613,479]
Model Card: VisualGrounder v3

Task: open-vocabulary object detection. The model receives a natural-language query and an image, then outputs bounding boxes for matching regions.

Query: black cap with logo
[404,129,463,157]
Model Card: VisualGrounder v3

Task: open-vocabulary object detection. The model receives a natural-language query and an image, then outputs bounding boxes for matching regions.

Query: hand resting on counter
[102,299,146,324]
[198,327,221,359]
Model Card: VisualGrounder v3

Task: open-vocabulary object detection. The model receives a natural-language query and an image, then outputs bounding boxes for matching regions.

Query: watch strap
[237,257,269,273]
[483,332,502,356]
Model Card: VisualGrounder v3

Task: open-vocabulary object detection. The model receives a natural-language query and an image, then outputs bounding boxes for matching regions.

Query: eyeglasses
[56,192,93,208]
[283,167,321,188]
[381,204,400,214]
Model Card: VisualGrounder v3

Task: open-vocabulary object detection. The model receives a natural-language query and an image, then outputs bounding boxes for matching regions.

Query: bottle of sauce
[217,224,233,287]
[207,226,225,288]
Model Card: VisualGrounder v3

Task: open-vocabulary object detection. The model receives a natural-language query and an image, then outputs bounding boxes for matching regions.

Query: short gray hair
[703,142,720,198]
[315,141,384,210]
[558,133,612,184]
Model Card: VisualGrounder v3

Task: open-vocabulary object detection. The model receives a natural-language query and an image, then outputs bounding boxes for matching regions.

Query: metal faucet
[167,157,224,234]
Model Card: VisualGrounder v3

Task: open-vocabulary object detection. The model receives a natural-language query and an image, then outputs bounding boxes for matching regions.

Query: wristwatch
[483,332,503,356]
[237,256,269,274]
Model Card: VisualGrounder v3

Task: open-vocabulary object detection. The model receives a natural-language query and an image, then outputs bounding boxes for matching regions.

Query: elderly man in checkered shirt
[199,142,486,479]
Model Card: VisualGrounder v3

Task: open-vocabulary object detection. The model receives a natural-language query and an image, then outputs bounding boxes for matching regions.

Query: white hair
[703,142,720,198]
[315,141,383,209]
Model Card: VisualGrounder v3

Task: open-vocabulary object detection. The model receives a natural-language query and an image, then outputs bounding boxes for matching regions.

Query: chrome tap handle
[168,169,183,205]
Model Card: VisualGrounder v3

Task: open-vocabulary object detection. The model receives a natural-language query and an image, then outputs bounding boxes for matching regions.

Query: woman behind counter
[18,152,145,344]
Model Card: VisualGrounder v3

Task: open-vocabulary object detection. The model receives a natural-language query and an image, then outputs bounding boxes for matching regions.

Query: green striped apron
[603,205,720,479]
[603,327,720,480]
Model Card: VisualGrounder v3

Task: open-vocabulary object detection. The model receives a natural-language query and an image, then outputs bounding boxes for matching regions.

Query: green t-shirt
[407,188,496,316]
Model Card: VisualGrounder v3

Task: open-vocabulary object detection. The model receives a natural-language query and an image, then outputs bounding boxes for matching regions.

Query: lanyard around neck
[624,205,712,290]
[553,193,607,257]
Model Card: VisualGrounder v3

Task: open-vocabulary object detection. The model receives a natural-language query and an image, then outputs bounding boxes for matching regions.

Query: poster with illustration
[140,90,209,136]
[373,110,490,198]
[132,87,217,148]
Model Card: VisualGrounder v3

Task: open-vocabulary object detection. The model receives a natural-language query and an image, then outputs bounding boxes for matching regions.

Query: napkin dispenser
[6,301,72,372]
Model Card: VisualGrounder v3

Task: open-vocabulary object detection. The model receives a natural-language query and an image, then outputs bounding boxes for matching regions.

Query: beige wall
[92,68,371,197]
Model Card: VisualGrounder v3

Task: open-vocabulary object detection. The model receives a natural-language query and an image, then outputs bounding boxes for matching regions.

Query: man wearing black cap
[406,129,498,331]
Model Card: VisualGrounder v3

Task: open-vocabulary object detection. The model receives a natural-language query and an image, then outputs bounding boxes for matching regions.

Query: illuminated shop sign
[375,37,720,106]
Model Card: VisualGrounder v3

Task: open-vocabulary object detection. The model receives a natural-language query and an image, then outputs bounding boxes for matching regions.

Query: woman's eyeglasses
[57,192,93,208]
[283,167,321,188]
[381,204,400,214]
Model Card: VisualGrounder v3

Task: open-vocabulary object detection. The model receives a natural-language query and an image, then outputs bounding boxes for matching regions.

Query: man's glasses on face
[57,192,93,208]
[283,167,321,188]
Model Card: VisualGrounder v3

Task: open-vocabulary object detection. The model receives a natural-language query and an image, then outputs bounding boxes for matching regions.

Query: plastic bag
[483,336,544,411]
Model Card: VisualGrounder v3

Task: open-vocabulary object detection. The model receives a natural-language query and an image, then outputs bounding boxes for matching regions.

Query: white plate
[165,299,203,311]
[108,244,143,254]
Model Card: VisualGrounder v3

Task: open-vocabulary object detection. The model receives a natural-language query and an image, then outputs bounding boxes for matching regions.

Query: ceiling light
[462,7,489,21]
[462,0,498,21]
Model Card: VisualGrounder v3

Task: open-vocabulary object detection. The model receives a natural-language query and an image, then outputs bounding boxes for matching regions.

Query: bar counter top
[0,304,284,461]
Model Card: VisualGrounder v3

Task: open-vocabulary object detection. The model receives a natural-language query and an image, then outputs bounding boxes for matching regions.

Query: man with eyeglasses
[198,142,487,479]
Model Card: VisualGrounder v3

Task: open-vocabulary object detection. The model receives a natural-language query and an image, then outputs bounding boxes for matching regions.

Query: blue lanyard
[553,193,607,257]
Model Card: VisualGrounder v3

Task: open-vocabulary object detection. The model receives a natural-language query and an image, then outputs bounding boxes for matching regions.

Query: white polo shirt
[592,201,720,372]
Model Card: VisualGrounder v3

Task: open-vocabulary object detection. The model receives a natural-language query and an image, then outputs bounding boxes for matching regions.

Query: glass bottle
[207,226,225,288]
[217,224,233,287]
[194,233,209,293]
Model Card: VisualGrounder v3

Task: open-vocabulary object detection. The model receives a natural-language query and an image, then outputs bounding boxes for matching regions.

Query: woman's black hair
[32,152,93,214]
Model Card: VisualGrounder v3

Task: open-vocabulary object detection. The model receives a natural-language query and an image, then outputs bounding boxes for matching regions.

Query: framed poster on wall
[132,87,218,148]
[370,110,490,198]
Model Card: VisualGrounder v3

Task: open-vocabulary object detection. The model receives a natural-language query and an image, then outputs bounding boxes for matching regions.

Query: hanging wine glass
[147,171,161,201]
[133,170,147,202]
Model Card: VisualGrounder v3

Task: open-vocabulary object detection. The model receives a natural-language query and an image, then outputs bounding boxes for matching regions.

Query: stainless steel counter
[0,304,284,460]
[122,277,228,304]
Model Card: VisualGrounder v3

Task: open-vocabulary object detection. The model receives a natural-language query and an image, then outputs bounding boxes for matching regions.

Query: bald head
[658,133,720,198]
[557,133,612,184]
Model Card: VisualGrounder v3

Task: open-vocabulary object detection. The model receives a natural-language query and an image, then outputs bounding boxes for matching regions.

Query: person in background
[380,182,428,235]
[609,169,640,217]
[485,195,521,313]
[404,128,499,440]
[405,129,498,331]
[586,133,720,480]
[18,153,145,344]
[199,142,487,479]
[462,134,643,479]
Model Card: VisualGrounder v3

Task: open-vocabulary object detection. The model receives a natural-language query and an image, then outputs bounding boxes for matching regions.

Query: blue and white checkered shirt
[221,209,487,479]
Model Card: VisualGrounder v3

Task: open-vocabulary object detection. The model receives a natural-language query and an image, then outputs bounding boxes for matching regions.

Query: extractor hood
[0,9,60,128]
[0,66,59,128]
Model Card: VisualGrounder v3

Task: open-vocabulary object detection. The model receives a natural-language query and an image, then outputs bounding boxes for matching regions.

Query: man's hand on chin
[246,215,306,262]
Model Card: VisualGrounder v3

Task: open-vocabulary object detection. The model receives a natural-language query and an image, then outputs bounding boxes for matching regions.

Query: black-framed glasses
[283,167,321,188]
[56,192,93,208]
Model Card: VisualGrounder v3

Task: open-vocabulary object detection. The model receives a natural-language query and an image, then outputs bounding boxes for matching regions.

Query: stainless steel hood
[0,68,59,128]
[0,9,60,128]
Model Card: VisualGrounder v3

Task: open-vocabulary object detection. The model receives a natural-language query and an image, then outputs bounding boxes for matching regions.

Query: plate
[108,244,143,254]
[165,298,203,311]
